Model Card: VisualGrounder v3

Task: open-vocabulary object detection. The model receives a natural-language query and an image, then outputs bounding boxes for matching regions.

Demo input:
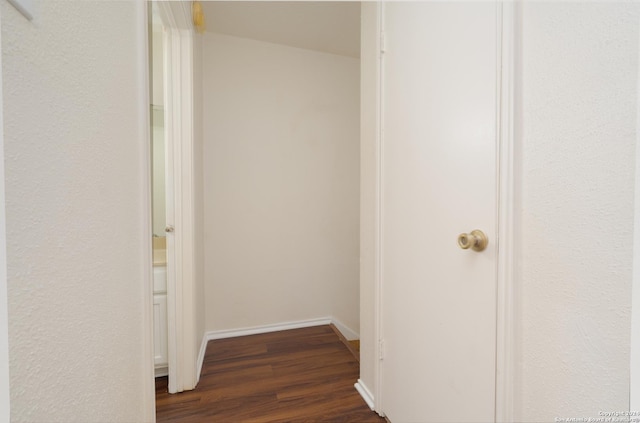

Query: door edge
[156,0,199,395]
[495,2,518,422]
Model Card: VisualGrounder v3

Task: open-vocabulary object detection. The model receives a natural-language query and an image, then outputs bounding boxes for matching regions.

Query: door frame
[139,1,156,420]
[372,2,517,421]
[156,1,199,394]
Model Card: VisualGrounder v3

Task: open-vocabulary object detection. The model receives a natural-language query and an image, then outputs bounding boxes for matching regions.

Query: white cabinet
[153,266,168,376]
[153,293,168,369]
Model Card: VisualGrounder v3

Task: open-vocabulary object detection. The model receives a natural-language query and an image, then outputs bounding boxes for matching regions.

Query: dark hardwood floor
[156,325,385,422]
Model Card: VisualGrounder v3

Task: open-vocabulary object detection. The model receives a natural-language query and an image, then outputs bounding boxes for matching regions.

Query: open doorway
[149,1,168,380]
[151,1,363,418]
[149,0,203,398]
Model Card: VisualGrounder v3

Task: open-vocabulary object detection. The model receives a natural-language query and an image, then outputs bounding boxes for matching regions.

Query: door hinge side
[380,31,386,54]
[379,339,385,361]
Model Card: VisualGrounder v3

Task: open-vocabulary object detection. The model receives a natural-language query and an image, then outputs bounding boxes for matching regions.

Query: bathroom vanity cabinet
[153,265,168,376]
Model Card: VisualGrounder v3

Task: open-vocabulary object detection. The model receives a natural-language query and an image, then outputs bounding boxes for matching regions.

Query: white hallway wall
[1,1,152,421]
[202,33,360,334]
[0,5,8,421]
[1,1,633,420]
[517,2,639,420]
[358,2,639,420]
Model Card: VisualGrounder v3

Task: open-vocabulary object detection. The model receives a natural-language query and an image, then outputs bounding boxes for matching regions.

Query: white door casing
[378,2,514,422]
[138,2,157,420]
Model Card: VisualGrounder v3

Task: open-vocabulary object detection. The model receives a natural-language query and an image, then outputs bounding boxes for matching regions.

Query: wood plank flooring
[155,325,385,423]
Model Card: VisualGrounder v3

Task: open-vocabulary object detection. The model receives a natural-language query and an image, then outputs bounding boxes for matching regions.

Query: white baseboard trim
[196,316,360,381]
[204,317,332,340]
[354,379,375,410]
[331,317,359,341]
[155,366,168,378]
[196,332,206,384]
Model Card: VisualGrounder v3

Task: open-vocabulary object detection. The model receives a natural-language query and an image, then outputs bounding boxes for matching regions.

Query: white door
[381,2,499,422]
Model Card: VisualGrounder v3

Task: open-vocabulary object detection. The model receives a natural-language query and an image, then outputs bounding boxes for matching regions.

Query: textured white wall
[2,1,151,421]
[202,34,360,334]
[193,33,206,373]
[518,3,639,420]
[0,10,9,422]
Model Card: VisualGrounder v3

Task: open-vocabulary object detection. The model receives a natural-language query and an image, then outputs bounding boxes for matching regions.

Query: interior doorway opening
[149,1,168,380]
[149,3,363,418]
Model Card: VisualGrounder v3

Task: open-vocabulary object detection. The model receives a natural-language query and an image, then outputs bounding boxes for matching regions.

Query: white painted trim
[0,12,11,423]
[354,379,375,411]
[157,1,199,395]
[7,0,33,21]
[359,2,384,417]
[196,317,358,378]
[196,332,207,383]
[138,2,156,421]
[331,317,359,341]
[155,367,169,378]
[495,2,517,422]
[630,1,640,410]
[204,318,332,341]
[158,1,192,31]
[162,23,179,394]
[374,1,385,416]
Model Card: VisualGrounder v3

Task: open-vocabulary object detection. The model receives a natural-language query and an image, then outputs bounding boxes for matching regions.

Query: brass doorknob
[458,230,488,252]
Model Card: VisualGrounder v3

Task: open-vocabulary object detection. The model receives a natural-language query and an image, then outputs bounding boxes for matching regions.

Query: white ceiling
[202,2,361,58]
